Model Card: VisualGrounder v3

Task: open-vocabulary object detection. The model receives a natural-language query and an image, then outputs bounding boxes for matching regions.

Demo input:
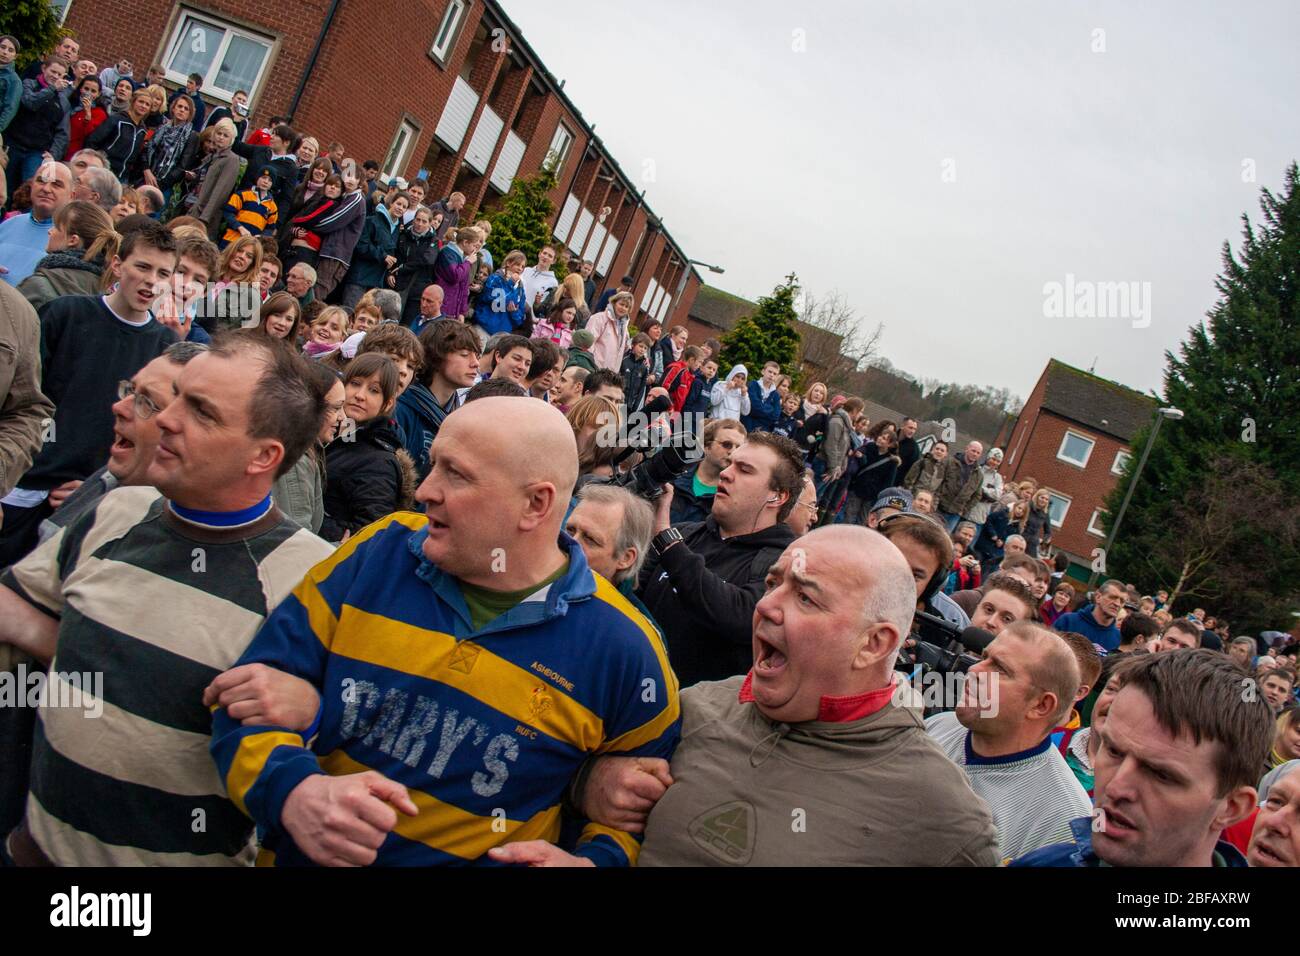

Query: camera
[900,610,994,677]
[578,439,702,502]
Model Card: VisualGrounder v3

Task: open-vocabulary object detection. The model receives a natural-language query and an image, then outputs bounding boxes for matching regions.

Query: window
[163,10,273,102]
[1047,492,1071,529]
[51,0,73,24]
[1088,509,1108,537]
[430,0,469,65]
[382,118,420,180]
[1056,429,1095,468]
[1111,450,1132,476]
[545,124,574,176]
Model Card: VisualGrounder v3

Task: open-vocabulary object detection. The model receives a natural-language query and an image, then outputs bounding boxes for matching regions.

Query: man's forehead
[1106,687,1212,767]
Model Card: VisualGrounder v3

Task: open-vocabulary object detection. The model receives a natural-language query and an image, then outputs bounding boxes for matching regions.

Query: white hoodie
[710,365,752,421]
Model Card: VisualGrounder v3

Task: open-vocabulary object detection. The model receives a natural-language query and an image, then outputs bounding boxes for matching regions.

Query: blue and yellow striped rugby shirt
[211,513,681,865]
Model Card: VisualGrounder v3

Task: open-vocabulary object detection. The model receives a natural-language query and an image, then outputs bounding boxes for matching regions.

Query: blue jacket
[393,382,458,481]
[209,516,681,866]
[669,464,715,525]
[1010,816,1247,867]
[0,64,21,133]
[683,373,715,417]
[473,271,527,335]
[344,206,401,288]
[1053,604,1122,652]
[742,380,781,432]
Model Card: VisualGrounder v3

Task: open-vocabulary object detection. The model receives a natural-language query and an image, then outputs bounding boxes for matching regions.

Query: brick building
[996,360,1157,569]
[56,0,702,324]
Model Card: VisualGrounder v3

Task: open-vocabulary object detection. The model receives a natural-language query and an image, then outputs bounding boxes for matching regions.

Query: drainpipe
[288,0,343,120]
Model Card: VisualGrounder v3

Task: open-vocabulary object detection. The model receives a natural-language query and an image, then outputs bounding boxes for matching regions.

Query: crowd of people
[0,31,1296,870]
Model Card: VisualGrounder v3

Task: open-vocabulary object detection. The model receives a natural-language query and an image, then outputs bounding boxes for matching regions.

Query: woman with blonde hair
[204,234,263,331]
[17,200,120,309]
[566,395,622,476]
[142,83,169,130]
[181,118,241,238]
[543,271,589,326]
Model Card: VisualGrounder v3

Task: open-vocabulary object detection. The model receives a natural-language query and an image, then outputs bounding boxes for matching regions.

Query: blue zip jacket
[344,206,401,288]
[392,382,456,481]
[683,373,715,417]
[210,514,681,866]
[742,379,781,432]
[473,271,527,335]
[0,64,21,133]
[1010,816,1248,867]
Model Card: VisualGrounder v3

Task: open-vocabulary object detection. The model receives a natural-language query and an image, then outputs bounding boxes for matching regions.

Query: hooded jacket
[709,366,751,422]
[17,252,104,312]
[391,224,441,294]
[637,515,795,687]
[320,417,417,542]
[565,347,597,375]
[473,270,527,336]
[638,674,1000,866]
[963,463,1004,523]
[620,350,650,411]
[0,63,21,134]
[392,382,460,481]
[587,306,630,372]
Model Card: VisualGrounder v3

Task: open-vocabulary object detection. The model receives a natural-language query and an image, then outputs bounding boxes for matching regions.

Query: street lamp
[689,259,725,274]
[1093,405,1183,584]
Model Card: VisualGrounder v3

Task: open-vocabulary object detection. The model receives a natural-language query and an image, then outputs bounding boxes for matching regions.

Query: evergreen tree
[480,165,566,280]
[1104,163,1300,631]
[719,274,802,376]
[0,0,64,71]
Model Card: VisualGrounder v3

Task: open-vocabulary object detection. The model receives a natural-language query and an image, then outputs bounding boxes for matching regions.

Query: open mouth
[754,634,788,674]
[110,431,134,456]
[427,515,450,533]
[1098,805,1138,836]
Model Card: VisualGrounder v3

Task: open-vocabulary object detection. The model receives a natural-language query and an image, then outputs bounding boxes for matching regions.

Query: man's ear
[518,481,558,532]
[1213,785,1258,832]
[853,622,901,671]
[247,439,285,480]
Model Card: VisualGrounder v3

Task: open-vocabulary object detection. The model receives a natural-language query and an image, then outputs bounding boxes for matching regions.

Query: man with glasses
[0,220,178,567]
[669,418,745,524]
[0,334,334,866]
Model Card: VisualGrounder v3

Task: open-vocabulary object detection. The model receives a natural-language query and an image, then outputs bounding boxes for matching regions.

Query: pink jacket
[532,320,573,350]
[587,306,629,372]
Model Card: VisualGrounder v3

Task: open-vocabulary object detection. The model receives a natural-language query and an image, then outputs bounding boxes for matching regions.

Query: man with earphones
[636,432,803,687]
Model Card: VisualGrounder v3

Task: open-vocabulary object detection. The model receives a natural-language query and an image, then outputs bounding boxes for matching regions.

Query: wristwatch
[651,527,684,558]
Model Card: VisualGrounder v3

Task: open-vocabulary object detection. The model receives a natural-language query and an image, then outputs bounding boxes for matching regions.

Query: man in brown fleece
[491,524,999,867]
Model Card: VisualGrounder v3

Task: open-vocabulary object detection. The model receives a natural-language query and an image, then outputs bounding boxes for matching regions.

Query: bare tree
[797,291,884,390]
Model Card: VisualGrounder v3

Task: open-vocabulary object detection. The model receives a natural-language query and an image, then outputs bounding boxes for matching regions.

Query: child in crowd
[532,296,577,350]
[773,393,803,439]
[661,345,702,414]
[220,166,279,247]
[620,332,652,412]
[319,354,415,543]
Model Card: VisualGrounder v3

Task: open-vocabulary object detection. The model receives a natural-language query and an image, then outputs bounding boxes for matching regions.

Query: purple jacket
[314,189,367,267]
[433,245,472,317]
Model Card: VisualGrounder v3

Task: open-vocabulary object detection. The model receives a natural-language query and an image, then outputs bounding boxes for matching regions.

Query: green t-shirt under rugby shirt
[458,560,569,632]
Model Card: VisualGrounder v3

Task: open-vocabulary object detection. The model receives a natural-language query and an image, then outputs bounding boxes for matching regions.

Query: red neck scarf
[738,671,897,722]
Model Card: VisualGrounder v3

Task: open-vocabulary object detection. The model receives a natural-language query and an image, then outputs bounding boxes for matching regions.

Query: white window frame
[382,118,420,180]
[430,0,469,65]
[1056,429,1095,469]
[1111,449,1132,476]
[161,9,274,104]
[1087,508,1107,537]
[1047,491,1072,529]
[52,0,74,25]
[545,123,574,176]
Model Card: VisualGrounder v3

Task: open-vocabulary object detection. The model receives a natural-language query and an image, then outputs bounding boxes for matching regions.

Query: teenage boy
[488,333,532,387]
[396,320,481,479]
[0,221,179,565]
[525,338,564,401]
[742,361,783,433]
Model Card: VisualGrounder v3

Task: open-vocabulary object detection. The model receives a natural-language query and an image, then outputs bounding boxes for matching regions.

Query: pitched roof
[1040,360,1157,442]
[688,285,756,332]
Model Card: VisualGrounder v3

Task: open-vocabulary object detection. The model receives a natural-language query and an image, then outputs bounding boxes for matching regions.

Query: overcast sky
[505,0,1300,401]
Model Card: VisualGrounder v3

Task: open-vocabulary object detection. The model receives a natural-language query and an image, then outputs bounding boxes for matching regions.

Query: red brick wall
[1001,409,1131,559]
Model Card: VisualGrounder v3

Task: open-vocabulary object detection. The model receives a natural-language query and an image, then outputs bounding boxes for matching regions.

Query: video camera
[574,401,703,502]
[900,610,995,677]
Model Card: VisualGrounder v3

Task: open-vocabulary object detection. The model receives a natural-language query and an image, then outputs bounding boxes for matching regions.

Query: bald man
[492,525,1000,866]
[210,397,681,867]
